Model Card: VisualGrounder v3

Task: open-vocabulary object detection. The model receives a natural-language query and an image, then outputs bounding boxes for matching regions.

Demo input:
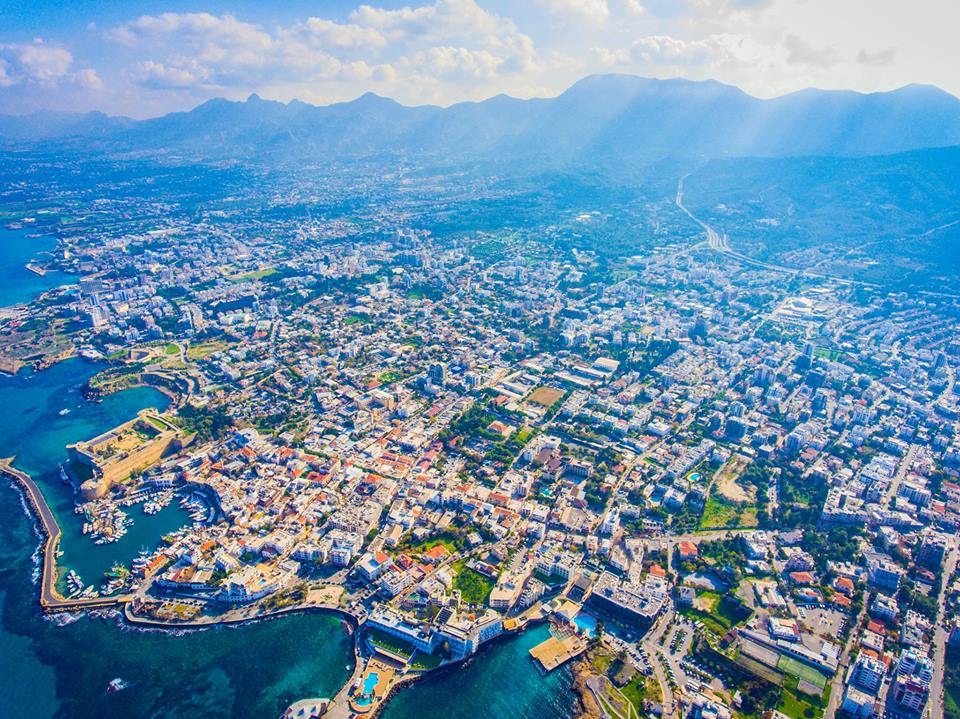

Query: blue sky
[0,0,956,117]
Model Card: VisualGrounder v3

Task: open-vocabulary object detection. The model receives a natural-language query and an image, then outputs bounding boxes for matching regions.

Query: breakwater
[0,459,131,612]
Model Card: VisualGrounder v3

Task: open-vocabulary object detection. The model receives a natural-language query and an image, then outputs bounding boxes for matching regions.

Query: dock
[25,262,49,277]
[0,459,130,612]
[529,633,588,672]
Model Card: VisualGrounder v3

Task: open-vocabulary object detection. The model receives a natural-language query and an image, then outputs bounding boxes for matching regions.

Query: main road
[929,538,959,719]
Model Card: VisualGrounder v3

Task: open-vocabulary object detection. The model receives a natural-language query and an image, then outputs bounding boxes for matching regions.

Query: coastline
[569,653,603,719]
[0,360,573,719]
[0,459,134,612]
[0,455,365,628]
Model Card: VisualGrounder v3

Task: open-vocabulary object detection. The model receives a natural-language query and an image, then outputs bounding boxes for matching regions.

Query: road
[642,609,679,718]
[929,538,959,719]
[883,443,919,507]
[824,591,870,719]
[675,175,874,288]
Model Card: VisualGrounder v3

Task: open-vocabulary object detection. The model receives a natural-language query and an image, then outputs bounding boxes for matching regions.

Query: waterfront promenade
[0,458,131,612]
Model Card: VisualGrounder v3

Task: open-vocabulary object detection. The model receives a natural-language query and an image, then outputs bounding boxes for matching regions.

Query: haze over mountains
[2,74,960,170]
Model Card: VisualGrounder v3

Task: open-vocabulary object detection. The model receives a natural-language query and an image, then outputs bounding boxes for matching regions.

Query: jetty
[25,262,48,276]
[0,459,130,612]
[529,633,588,672]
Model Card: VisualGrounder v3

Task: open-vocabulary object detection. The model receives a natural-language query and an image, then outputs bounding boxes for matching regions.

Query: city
[1,154,958,719]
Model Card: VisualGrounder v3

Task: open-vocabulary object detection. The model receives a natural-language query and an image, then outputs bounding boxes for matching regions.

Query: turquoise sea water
[382,624,576,719]
[0,359,354,718]
[0,359,189,585]
[0,319,576,717]
[0,227,67,306]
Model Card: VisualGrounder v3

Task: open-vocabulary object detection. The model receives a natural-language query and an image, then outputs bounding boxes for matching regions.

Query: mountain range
[2,74,960,170]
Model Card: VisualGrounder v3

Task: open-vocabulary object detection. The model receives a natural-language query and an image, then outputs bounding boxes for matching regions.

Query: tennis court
[777,655,827,689]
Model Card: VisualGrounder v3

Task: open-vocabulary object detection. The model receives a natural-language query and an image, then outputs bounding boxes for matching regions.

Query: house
[677,541,698,561]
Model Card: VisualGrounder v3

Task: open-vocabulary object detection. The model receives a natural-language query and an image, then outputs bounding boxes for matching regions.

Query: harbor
[0,458,134,612]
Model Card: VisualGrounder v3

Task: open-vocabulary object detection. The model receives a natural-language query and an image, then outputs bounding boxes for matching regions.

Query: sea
[0,227,67,307]
[0,233,577,718]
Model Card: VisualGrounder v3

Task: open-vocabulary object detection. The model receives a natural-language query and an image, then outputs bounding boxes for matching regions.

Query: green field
[453,562,496,605]
[231,267,278,282]
[410,650,443,670]
[620,675,660,712]
[777,655,827,690]
[777,675,831,719]
[700,494,758,529]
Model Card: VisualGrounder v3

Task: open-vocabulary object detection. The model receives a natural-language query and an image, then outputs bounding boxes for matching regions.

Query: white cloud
[621,0,647,15]
[2,0,957,116]
[856,47,897,66]
[97,2,537,105]
[783,33,837,68]
[136,60,211,90]
[0,40,73,85]
[537,0,610,20]
[296,18,387,50]
[73,67,103,90]
[411,46,503,79]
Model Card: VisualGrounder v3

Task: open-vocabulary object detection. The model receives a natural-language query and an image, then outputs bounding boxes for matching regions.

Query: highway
[675,175,876,288]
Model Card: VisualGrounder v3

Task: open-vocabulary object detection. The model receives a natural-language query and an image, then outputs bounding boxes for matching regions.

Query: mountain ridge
[3,74,960,169]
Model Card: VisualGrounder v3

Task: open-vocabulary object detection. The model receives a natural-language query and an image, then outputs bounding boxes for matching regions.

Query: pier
[529,633,588,672]
[24,262,49,277]
[0,459,130,612]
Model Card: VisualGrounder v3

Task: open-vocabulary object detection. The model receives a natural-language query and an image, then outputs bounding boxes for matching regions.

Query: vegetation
[452,561,496,605]
[800,526,864,573]
[946,646,960,719]
[365,627,415,659]
[177,403,234,443]
[700,494,757,529]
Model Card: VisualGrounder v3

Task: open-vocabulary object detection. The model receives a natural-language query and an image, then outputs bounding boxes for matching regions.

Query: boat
[65,570,85,595]
[58,408,71,416]
[107,678,130,694]
[59,463,71,485]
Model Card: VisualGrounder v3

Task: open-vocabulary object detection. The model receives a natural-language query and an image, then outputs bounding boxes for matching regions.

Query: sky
[0,0,957,118]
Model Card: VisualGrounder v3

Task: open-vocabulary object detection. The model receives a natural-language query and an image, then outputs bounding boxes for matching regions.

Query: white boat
[107,678,130,694]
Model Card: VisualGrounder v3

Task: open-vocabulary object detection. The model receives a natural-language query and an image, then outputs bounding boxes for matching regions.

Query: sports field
[777,655,827,690]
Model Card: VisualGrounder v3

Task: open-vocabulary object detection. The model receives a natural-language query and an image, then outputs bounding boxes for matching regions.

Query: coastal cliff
[570,651,604,719]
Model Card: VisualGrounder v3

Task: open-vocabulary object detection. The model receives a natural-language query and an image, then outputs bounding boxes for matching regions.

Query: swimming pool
[362,672,379,695]
[688,472,702,482]
[573,612,598,638]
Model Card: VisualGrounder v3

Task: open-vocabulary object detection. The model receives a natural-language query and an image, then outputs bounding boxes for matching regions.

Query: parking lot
[798,605,848,642]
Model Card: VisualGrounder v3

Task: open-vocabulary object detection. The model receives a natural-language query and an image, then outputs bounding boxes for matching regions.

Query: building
[850,654,886,694]
[70,410,187,500]
[366,606,439,654]
[587,571,667,627]
[917,533,948,570]
[866,555,903,593]
[841,687,876,719]
[892,650,932,712]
